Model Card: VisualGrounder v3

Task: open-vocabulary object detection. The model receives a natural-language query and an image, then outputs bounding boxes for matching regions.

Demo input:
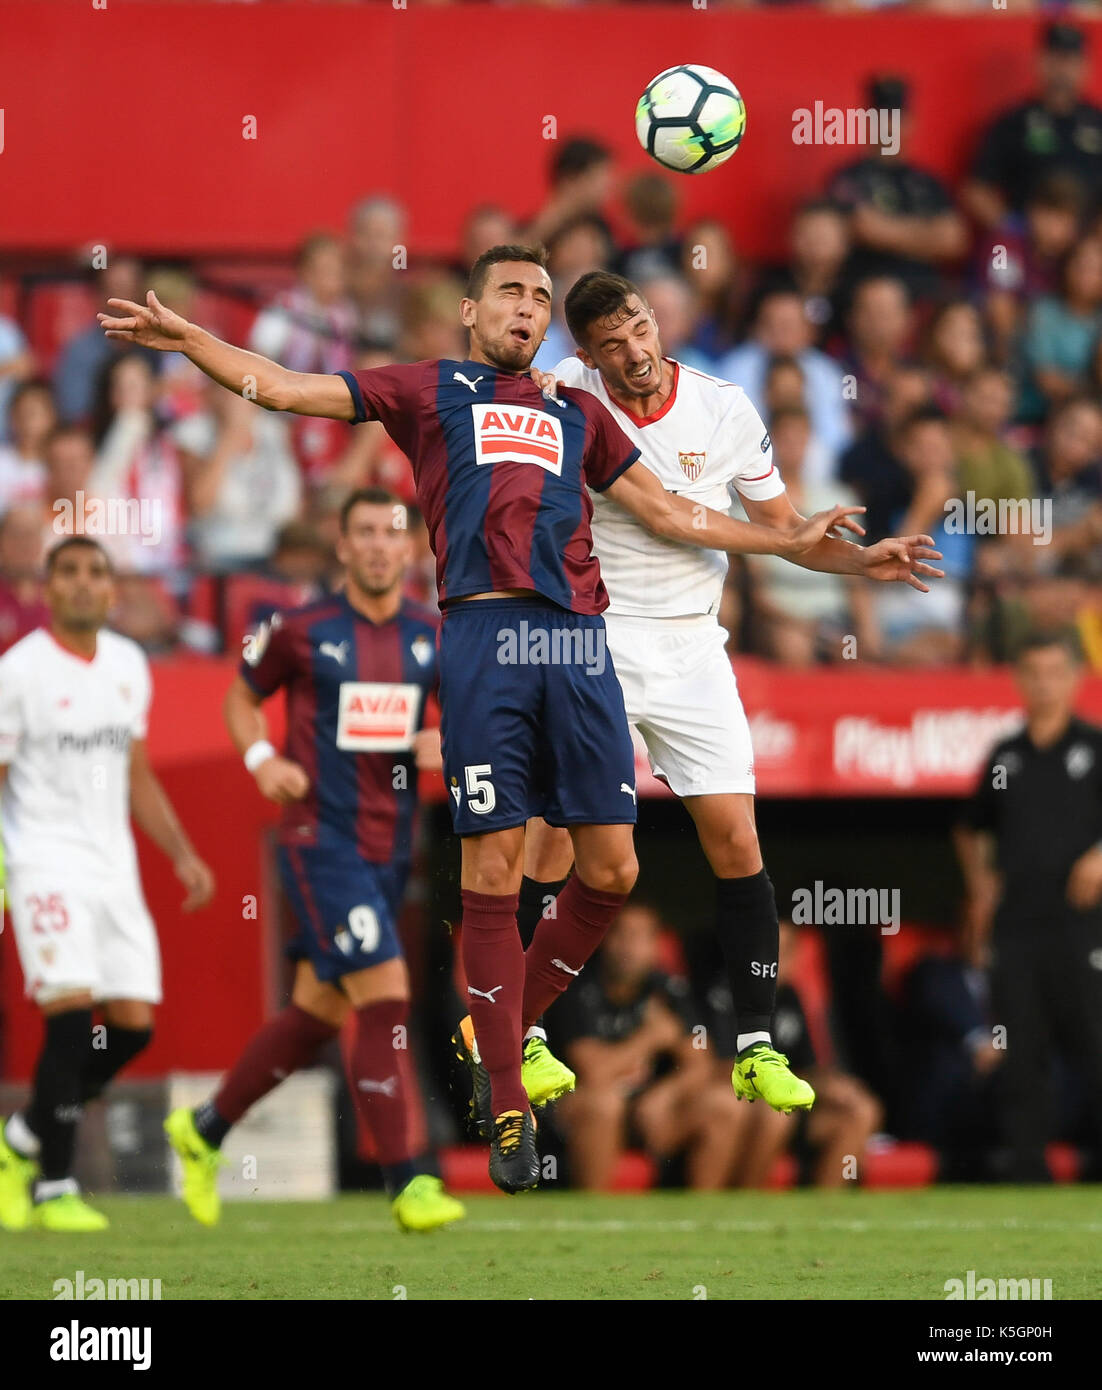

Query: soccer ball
[635,64,747,174]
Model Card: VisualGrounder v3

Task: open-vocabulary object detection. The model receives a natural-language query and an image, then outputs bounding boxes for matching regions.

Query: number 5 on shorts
[464,764,496,815]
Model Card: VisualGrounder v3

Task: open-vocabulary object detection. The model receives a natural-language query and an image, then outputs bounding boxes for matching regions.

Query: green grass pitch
[3,1188,1098,1301]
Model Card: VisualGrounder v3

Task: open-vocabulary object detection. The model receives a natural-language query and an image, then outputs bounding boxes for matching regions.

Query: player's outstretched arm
[603,461,866,558]
[98,291,355,420]
[741,492,945,592]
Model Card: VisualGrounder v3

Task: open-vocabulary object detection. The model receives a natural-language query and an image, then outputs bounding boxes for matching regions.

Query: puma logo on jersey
[357,1075,398,1097]
[552,958,582,977]
[621,782,637,803]
[468,984,503,1003]
[454,372,484,393]
[319,640,349,666]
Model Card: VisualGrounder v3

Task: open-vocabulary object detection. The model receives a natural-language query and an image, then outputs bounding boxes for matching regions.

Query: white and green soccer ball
[635,63,747,174]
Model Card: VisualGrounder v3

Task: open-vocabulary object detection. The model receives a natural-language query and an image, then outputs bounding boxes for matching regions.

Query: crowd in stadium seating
[3,21,1102,669]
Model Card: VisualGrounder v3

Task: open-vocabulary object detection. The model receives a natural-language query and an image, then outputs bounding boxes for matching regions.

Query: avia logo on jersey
[336,682,422,751]
[56,726,132,755]
[678,451,706,481]
[471,403,564,476]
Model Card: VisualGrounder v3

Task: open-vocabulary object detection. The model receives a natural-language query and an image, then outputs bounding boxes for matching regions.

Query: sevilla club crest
[678,450,706,481]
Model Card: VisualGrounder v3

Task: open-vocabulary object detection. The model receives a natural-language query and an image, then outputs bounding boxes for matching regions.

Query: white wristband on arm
[244,740,277,774]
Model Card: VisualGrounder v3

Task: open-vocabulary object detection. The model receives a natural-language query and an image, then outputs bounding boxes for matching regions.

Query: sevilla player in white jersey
[0,537,214,1232]
[523,271,942,1114]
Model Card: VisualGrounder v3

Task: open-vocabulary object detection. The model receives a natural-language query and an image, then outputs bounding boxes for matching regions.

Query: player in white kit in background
[0,537,214,1232]
[524,271,941,1113]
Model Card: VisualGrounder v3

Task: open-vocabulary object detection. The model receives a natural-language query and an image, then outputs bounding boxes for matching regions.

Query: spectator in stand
[761,355,835,485]
[523,135,616,251]
[840,364,931,543]
[827,75,967,301]
[238,518,330,635]
[974,174,1087,366]
[52,255,155,425]
[455,204,517,279]
[680,218,748,366]
[0,380,56,511]
[1031,396,1102,572]
[840,275,915,433]
[146,266,206,424]
[0,309,36,444]
[705,922,883,1189]
[744,405,873,666]
[718,288,854,464]
[550,904,744,1191]
[922,300,989,418]
[40,424,95,550]
[532,215,614,370]
[345,195,407,348]
[250,232,357,488]
[614,172,682,284]
[399,277,466,363]
[950,365,1036,505]
[876,406,972,665]
[758,200,852,352]
[0,505,48,654]
[963,23,1102,230]
[1020,235,1102,422]
[897,942,1001,1179]
[633,272,713,374]
[173,382,302,574]
[89,351,184,578]
[250,232,357,375]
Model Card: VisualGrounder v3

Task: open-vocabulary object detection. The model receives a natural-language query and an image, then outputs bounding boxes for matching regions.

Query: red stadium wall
[2,4,1100,261]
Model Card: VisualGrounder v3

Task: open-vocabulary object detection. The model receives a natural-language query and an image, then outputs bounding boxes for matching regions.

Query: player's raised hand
[98,290,190,352]
[174,850,216,912]
[527,365,565,404]
[859,536,945,591]
[254,755,310,804]
[786,504,867,554]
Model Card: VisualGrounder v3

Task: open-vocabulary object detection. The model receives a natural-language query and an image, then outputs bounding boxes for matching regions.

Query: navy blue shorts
[277,843,407,984]
[438,598,637,836]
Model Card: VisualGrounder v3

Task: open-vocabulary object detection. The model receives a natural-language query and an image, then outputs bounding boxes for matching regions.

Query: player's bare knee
[580,852,638,897]
[706,826,762,879]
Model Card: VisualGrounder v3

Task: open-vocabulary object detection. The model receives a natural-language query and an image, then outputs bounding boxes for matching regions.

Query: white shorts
[604,612,755,799]
[7,867,162,1006]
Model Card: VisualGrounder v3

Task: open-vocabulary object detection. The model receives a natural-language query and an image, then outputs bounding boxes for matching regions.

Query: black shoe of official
[489,1110,539,1194]
[452,1015,493,1141]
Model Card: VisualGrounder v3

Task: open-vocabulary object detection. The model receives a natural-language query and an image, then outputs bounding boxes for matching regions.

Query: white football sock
[737,1032,771,1053]
[4,1112,40,1157]
[523,1026,547,1044]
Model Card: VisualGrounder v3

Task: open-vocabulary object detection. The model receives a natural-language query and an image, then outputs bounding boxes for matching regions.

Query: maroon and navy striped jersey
[337,360,640,613]
[239,591,438,863]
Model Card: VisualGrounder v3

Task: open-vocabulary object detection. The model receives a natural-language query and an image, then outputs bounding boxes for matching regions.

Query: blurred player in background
[525,270,941,1119]
[0,537,214,1232]
[164,488,465,1232]
[100,246,866,1193]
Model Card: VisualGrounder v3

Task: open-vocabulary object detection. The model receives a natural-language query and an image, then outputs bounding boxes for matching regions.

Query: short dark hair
[769,404,811,429]
[339,486,404,533]
[764,353,805,380]
[564,270,643,345]
[9,377,55,413]
[45,535,112,574]
[1016,629,1084,664]
[895,403,949,440]
[465,243,549,301]
[551,136,611,185]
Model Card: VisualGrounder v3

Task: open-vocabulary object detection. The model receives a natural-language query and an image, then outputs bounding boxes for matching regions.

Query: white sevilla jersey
[555,356,786,618]
[0,628,152,876]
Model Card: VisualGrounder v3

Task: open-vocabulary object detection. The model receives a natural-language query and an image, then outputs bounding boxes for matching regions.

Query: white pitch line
[317,1217,1102,1236]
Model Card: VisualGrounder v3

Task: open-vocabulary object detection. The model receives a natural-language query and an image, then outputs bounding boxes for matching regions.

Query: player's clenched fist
[254,755,310,804]
[98,290,190,352]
